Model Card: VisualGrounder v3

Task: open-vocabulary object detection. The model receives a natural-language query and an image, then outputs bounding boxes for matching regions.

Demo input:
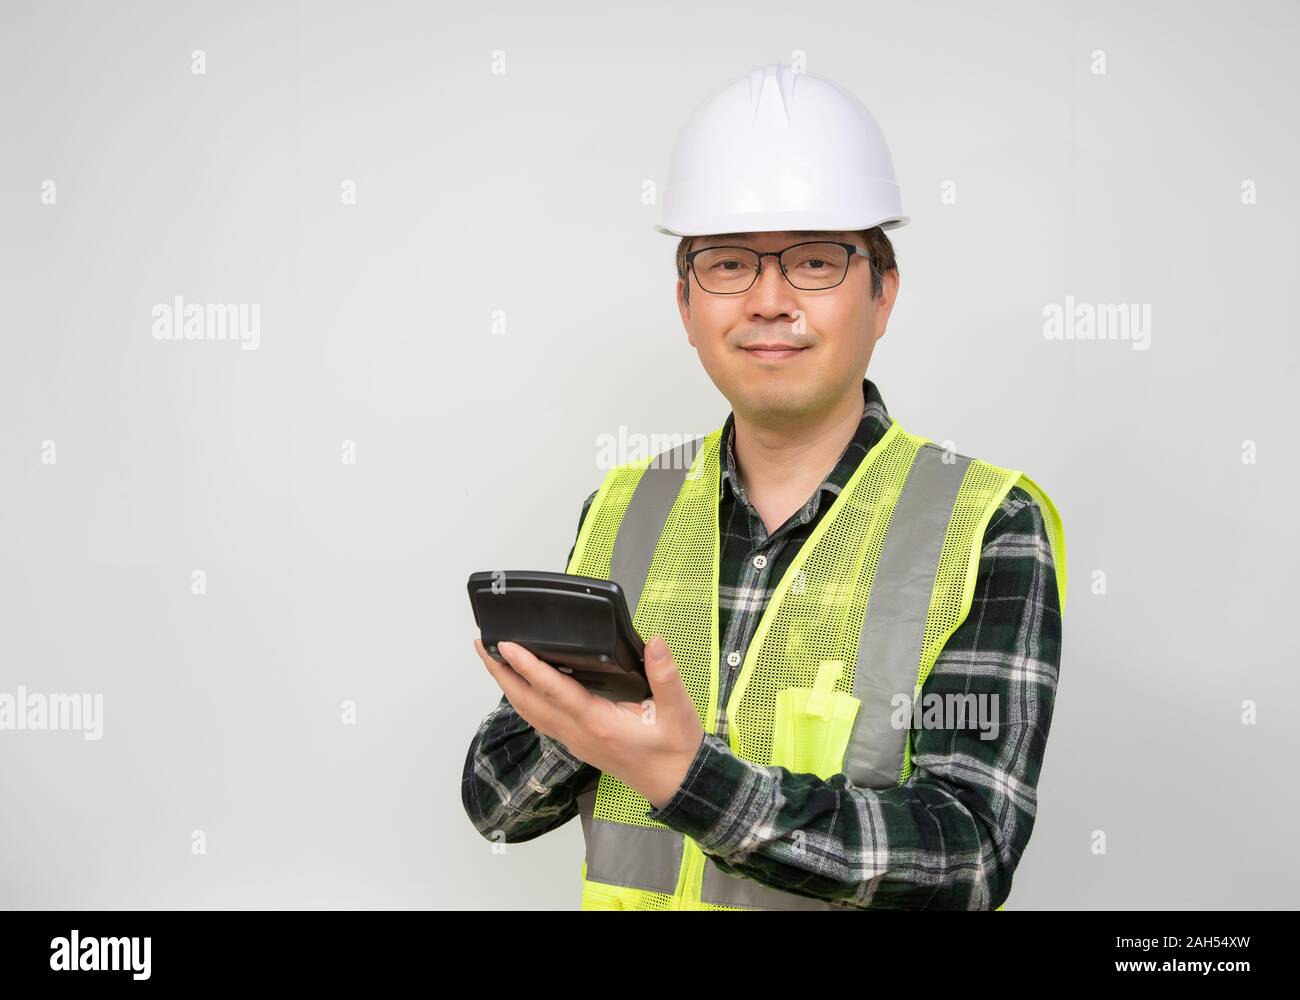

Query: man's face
[676,229,898,427]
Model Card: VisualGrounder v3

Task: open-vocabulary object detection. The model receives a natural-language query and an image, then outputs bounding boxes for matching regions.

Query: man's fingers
[495,640,590,711]
[474,639,540,721]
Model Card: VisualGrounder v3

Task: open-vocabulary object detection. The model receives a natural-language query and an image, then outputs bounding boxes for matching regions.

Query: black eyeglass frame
[684,240,872,294]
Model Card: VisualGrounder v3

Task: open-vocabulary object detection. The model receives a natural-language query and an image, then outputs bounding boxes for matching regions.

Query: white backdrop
[2,0,1296,908]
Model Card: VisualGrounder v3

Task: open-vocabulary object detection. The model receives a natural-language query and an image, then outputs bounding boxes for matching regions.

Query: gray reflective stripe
[700,859,840,910]
[576,787,683,893]
[576,437,703,898]
[608,436,706,617]
[845,443,971,788]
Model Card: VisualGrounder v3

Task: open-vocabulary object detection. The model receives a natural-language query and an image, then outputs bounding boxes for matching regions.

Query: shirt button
[752,554,768,570]
[726,650,741,667]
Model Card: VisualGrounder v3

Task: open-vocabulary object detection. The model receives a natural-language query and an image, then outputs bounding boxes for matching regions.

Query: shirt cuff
[644,732,753,852]
[537,732,587,775]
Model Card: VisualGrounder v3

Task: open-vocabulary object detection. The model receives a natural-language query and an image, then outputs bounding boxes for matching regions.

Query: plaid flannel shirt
[461,377,1063,909]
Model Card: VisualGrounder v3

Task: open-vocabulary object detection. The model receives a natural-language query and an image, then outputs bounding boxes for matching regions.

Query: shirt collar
[720,377,893,512]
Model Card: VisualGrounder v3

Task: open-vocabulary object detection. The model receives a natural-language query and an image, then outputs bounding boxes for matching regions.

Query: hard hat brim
[654,216,910,237]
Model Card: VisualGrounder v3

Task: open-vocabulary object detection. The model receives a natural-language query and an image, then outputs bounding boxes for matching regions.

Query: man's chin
[725,377,829,424]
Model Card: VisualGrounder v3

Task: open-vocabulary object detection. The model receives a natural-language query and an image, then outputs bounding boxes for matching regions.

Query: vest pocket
[770,660,861,780]
[580,881,625,910]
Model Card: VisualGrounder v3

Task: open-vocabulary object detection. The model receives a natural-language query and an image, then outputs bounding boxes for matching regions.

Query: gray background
[2,0,1296,909]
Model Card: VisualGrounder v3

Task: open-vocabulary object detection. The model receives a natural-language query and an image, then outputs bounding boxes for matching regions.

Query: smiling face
[676,229,899,429]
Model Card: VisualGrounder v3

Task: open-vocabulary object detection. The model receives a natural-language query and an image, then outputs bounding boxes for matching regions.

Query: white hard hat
[655,63,909,238]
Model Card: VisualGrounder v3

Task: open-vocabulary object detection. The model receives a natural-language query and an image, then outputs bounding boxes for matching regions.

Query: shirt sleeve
[643,485,1062,910]
[460,489,602,843]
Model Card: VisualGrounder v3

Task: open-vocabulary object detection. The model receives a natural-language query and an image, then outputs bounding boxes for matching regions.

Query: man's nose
[748,255,800,312]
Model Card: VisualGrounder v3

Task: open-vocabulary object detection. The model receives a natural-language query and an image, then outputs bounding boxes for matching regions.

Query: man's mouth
[742,343,809,361]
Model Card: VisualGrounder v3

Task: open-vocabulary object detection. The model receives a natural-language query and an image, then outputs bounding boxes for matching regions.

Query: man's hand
[473,634,705,810]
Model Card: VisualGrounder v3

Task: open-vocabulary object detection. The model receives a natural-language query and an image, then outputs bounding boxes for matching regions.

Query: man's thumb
[645,636,675,679]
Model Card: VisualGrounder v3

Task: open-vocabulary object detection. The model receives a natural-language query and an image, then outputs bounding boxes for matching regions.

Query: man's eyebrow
[696,230,847,243]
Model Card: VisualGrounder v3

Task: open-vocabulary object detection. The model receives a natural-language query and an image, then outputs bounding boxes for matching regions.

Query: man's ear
[677,278,695,345]
[873,268,900,343]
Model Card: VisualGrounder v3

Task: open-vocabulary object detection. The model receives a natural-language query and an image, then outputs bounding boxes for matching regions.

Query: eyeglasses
[685,240,871,294]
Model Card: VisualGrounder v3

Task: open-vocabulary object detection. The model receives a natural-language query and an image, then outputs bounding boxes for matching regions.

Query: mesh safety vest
[564,417,1067,910]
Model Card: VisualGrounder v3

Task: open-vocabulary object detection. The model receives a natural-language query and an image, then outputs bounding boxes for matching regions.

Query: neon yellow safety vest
[564,417,1067,910]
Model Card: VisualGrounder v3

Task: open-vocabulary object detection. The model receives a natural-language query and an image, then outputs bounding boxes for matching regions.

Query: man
[462,63,1066,910]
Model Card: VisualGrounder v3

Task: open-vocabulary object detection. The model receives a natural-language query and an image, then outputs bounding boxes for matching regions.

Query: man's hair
[674,228,897,305]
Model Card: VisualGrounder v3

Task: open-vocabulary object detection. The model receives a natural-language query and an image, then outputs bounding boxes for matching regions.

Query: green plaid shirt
[462,377,1063,909]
